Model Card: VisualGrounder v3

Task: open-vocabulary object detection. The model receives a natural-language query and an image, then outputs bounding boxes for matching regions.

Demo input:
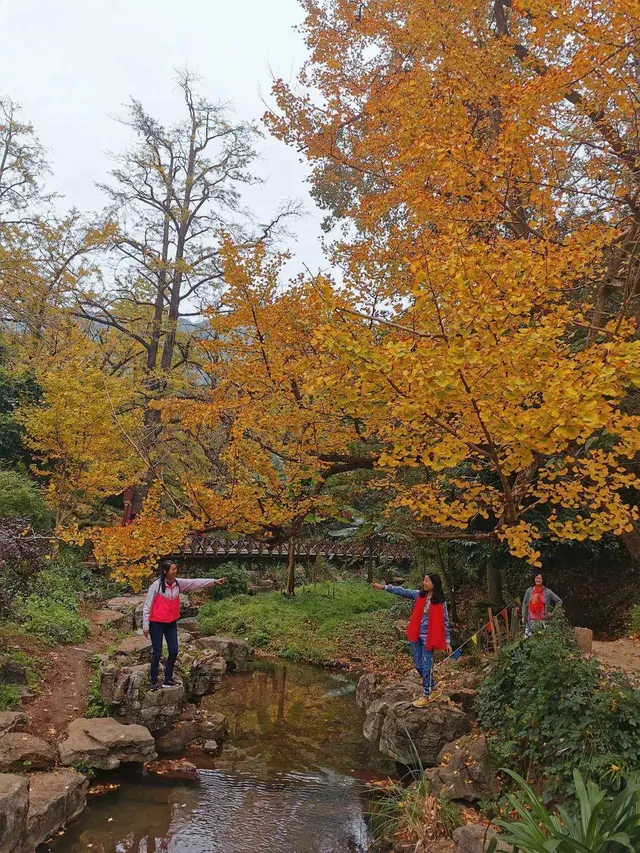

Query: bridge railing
[179,533,410,561]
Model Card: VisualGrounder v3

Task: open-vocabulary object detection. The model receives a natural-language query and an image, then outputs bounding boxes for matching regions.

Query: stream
[45,660,395,853]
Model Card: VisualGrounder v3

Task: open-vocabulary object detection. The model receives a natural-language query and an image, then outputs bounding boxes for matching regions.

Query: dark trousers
[149,620,179,685]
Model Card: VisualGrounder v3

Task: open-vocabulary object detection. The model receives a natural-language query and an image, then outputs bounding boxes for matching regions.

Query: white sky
[0,0,328,275]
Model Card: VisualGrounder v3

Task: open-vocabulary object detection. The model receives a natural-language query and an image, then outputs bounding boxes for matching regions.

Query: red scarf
[529,586,546,620]
[406,595,447,651]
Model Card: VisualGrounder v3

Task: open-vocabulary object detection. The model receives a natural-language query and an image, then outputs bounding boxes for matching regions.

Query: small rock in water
[203,740,219,755]
[143,758,199,786]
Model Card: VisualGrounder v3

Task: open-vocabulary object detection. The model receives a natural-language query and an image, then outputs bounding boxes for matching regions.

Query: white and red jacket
[142,577,220,632]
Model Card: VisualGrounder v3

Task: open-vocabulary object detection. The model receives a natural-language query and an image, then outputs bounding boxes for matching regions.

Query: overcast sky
[0,0,327,274]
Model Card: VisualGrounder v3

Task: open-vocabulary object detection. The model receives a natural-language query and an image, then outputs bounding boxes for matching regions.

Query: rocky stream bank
[0,594,253,853]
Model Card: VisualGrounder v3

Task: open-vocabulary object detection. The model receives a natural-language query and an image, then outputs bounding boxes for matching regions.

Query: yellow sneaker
[412,696,430,708]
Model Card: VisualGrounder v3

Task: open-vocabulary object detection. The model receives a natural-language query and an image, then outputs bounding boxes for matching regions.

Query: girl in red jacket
[143,559,225,690]
[373,574,451,707]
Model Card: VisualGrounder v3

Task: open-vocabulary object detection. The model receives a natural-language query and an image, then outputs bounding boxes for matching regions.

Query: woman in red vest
[143,559,226,691]
[373,574,451,707]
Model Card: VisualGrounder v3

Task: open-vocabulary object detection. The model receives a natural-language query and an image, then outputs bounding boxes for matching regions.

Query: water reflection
[46,660,392,853]
[205,660,390,779]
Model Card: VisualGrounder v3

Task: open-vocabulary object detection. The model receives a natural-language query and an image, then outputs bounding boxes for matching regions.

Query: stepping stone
[58,717,156,770]
[27,769,89,848]
[0,733,56,773]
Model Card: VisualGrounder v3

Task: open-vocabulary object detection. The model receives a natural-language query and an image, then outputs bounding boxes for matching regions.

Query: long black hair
[158,559,178,594]
[419,573,445,604]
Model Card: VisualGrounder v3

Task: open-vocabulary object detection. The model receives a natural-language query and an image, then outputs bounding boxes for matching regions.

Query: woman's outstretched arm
[372,583,419,601]
[176,577,226,592]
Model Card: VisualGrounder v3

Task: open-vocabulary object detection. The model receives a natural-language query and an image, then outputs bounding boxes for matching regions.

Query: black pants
[149,620,178,684]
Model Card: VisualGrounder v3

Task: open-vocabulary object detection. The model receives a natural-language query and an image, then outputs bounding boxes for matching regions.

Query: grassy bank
[198,581,407,674]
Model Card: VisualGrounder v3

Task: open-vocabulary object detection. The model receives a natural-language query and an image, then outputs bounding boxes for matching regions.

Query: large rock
[0,713,27,735]
[154,706,227,754]
[194,636,254,672]
[378,701,472,767]
[177,617,201,637]
[574,627,593,654]
[0,733,56,773]
[134,681,186,734]
[58,718,156,770]
[0,774,29,853]
[93,608,130,632]
[105,595,146,615]
[105,595,146,628]
[361,672,422,745]
[424,735,498,802]
[27,769,88,848]
[115,635,153,665]
[442,687,478,714]
[356,672,381,710]
[185,652,226,698]
[452,825,510,853]
[99,660,187,733]
[0,657,27,686]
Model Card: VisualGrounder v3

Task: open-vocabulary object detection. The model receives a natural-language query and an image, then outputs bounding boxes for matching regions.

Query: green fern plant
[489,769,640,853]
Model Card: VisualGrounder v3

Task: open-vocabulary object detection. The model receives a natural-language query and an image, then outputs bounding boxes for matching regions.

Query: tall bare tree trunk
[286,537,296,596]
[487,551,504,608]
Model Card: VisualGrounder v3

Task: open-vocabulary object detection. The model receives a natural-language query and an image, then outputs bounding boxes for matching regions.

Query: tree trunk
[487,552,504,608]
[286,537,296,596]
[622,523,640,562]
[435,541,458,622]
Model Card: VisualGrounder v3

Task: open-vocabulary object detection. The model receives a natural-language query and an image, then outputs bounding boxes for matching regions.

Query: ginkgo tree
[261,0,640,596]
[91,241,380,592]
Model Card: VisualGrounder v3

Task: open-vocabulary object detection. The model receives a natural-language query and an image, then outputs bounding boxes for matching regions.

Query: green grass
[0,684,22,711]
[198,581,407,671]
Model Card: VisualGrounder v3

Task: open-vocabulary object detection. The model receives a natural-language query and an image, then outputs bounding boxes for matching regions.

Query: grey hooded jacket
[521,586,563,624]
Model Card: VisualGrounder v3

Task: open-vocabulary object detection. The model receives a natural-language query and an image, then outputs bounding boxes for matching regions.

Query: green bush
[476,616,640,795]
[628,603,640,639]
[0,470,50,528]
[20,596,88,645]
[85,670,111,719]
[207,561,248,601]
[493,769,640,853]
[0,684,21,712]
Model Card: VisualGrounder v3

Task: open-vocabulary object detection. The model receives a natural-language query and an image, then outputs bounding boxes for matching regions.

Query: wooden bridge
[178,533,410,563]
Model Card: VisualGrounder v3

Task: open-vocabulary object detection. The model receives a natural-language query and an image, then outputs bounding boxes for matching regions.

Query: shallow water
[46,660,394,853]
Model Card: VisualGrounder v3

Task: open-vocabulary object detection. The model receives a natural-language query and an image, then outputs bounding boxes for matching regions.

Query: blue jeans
[410,640,435,697]
[149,621,178,685]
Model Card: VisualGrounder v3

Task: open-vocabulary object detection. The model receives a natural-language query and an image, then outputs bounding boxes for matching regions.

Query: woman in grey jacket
[522,573,562,637]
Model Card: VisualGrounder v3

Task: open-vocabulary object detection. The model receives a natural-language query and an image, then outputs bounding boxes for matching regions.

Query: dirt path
[21,608,116,742]
[592,637,640,681]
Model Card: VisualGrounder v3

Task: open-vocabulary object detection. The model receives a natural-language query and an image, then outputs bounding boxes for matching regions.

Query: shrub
[20,597,88,645]
[85,670,111,719]
[207,561,248,601]
[369,775,461,849]
[0,471,50,528]
[492,769,640,853]
[0,516,49,617]
[628,603,640,639]
[476,615,640,795]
